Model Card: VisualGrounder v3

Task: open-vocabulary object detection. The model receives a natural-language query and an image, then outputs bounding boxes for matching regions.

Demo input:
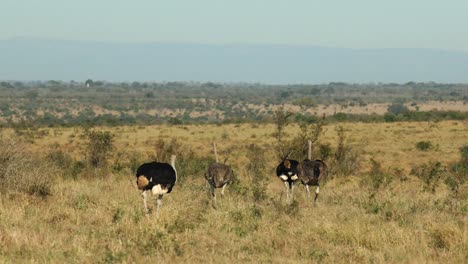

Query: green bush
[85,130,114,168]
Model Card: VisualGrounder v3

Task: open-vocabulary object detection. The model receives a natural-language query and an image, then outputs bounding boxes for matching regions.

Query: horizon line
[3,36,468,54]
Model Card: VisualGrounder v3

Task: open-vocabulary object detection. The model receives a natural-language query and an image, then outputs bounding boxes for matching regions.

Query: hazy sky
[1,0,467,52]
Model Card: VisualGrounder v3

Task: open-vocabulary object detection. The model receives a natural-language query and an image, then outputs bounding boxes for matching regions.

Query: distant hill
[1,38,468,83]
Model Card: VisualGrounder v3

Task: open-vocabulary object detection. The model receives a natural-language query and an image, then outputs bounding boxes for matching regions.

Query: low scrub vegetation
[0,139,57,197]
[416,140,433,151]
[1,81,467,127]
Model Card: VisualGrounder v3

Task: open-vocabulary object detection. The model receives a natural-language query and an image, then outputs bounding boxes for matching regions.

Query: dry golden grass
[0,121,467,263]
[6,120,466,171]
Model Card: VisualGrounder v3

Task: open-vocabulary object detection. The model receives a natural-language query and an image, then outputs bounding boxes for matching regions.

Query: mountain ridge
[1,38,468,83]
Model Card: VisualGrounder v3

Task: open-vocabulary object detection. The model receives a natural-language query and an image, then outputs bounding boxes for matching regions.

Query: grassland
[0,121,467,263]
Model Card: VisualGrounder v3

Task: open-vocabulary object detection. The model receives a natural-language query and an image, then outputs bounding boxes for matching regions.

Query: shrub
[459,145,468,168]
[46,144,84,179]
[112,208,124,223]
[168,117,183,125]
[416,141,433,151]
[387,103,409,115]
[383,113,397,122]
[151,137,183,163]
[289,117,326,160]
[366,158,392,190]
[151,137,209,182]
[319,143,332,161]
[392,167,408,182]
[178,155,212,182]
[112,150,144,173]
[0,139,56,197]
[272,106,294,159]
[330,126,360,177]
[411,161,446,193]
[246,144,268,202]
[84,130,114,168]
[444,145,468,197]
[47,146,73,168]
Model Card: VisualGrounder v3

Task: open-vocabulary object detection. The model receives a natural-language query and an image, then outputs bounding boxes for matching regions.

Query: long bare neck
[308,140,312,160]
[213,142,219,163]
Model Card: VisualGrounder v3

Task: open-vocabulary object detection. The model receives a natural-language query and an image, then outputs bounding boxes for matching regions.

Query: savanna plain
[0,120,467,263]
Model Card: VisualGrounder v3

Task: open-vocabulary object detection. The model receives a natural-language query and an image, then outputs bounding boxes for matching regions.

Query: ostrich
[298,140,328,205]
[135,155,177,216]
[205,142,234,208]
[276,155,300,202]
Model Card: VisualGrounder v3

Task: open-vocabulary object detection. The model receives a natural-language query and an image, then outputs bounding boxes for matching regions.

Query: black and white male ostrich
[205,142,234,208]
[135,155,177,216]
[298,140,328,205]
[276,156,300,202]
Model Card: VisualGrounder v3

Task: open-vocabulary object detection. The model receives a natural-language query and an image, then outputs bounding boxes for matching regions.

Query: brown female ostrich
[205,142,234,208]
[298,140,328,205]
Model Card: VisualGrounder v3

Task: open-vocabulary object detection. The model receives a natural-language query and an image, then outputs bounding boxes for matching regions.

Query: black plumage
[276,159,299,186]
[276,159,300,201]
[135,155,177,216]
[136,161,177,193]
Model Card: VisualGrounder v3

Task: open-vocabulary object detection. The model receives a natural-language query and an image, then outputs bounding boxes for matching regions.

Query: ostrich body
[298,140,328,204]
[276,158,300,202]
[205,142,234,208]
[298,159,327,204]
[135,155,177,216]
